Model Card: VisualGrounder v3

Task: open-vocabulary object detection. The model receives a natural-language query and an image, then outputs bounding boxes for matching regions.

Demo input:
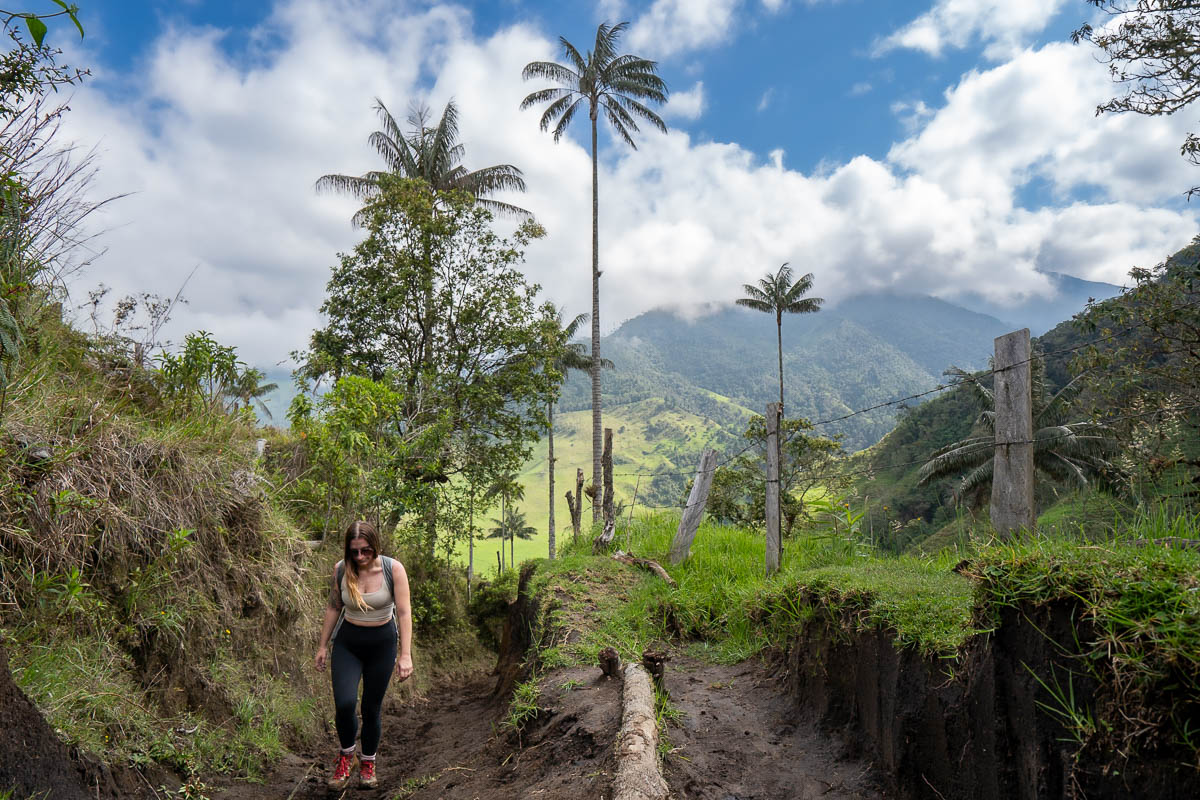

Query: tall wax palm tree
[488,508,537,572]
[484,471,525,568]
[918,365,1118,512]
[316,98,530,225]
[736,263,823,412]
[545,308,613,559]
[521,22,668,520]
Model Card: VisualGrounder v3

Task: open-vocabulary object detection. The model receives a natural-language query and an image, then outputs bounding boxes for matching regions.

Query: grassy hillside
[459,396,751,572]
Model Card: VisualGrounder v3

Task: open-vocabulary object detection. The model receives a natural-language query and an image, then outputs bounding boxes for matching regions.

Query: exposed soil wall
[0,637,143,800]
[785,601,1200,799]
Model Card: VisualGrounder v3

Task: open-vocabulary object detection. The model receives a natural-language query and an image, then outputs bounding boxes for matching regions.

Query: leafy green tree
[918,364,1119,509]
[300,177,555,553]
[1074,2,1200,196]
[736,263,823,412]
[701,415,847,537]
[316,98,528,225]
[1071,238,1200,501]
[156,331,242,413]
[287,374,419,536]
[521,21,668,518]
[543,307,611,558]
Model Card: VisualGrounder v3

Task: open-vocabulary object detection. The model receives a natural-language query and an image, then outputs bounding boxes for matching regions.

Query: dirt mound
[0,637,136,799]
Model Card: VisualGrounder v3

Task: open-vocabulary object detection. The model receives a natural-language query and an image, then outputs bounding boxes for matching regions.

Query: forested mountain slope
[558,293,1012,450]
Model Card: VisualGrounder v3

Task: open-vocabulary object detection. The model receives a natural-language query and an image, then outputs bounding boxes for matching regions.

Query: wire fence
[583,296,1200,521]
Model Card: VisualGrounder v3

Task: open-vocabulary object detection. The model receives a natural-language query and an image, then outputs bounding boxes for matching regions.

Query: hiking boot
[359,758,377,788]
[327,751,357,790]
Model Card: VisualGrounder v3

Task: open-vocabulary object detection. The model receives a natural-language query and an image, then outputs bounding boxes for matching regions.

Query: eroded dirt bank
[785,601,1200,800]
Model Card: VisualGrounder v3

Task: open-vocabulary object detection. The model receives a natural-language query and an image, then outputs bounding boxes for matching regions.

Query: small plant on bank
[502,677,543,734]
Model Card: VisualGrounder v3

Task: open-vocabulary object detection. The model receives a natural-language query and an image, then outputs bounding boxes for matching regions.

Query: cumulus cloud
[756,87,774,112]
[663,81,705,120]
[875,0,1070,61]
[59,0,1198,375]
[627,0,742,57]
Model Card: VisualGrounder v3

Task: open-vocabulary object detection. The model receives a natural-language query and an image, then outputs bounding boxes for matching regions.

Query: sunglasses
[349,547,375,557]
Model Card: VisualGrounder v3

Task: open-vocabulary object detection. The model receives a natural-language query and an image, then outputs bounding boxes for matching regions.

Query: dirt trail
[210,655,883,800]
[661,655,885,800]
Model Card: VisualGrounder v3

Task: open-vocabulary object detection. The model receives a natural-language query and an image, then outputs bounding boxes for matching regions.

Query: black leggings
[331,618,397,755]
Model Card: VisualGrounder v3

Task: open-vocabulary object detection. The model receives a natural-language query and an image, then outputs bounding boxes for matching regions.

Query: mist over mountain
[950,272,1122,335]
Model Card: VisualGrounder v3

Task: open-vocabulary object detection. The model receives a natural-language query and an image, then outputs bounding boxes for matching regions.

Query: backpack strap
[381,555,395,600]
[331,559,346,641]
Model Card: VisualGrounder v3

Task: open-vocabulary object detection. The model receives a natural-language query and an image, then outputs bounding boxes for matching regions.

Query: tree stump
[598,646,621,679]
[641,647,668,690]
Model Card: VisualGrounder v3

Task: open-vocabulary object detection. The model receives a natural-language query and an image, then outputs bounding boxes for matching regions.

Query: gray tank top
[340,561,395,624]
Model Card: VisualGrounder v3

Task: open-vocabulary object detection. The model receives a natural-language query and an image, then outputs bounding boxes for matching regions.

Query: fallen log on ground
[612,663,669,800]
[612,550,677,588]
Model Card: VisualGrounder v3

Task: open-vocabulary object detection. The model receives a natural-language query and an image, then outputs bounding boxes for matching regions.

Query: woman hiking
[315,520,413,789]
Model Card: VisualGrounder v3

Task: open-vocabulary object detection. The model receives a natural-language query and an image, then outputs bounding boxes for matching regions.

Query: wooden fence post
[669,449,716,565]
[991,329,1035,539]
[765,402,782,575]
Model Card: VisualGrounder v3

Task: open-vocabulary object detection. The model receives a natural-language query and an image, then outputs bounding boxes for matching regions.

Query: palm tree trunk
[590,112,602,524]
[548,402,557,560]
[776,311,784,412]
[467,489,474,602]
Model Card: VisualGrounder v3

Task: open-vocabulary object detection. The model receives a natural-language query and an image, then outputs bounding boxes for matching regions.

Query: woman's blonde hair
[342,520,382,613]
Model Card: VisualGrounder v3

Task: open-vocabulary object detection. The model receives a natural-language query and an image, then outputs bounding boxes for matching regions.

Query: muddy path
[209,654,883,800]
[661,655,885,800]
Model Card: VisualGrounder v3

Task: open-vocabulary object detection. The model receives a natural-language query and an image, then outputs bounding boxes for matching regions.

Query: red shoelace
[332,752,354,780]
[360,760,376,781]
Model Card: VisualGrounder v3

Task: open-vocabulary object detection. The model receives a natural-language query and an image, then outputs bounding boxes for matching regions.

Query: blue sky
[41,0,1200,371]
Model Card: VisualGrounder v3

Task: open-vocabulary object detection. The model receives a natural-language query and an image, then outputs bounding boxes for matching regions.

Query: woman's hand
[395,654,413,681]
[315,646,328,672]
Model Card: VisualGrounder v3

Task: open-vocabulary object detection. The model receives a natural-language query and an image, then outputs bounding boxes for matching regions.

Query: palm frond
[735,297,773,314]
[917,438,993,484]
[551,97,585,142]
[612,94,667,133]
[520,86,572,110]
[314,172,377,199]
[602,104,637,148]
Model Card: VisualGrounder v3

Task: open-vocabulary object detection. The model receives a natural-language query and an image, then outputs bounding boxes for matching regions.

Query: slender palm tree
[736,263,823,412]
[545,308,613,559]
[484,471,525,568]
[225,367,279,420]
[918,365,1119,510]
[317,98,530,225]
[521,22,668,520]
[488,508,537,572]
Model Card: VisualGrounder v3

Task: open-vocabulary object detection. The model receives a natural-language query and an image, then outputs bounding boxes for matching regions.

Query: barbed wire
[610,401,1200,520]
[598,294,1200,486]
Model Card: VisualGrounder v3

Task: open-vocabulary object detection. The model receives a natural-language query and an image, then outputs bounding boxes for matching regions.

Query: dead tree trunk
[594,429,616,552]
[669,449,716,565]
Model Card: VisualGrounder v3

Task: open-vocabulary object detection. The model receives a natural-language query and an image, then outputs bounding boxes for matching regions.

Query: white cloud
[849,81,872,96]
[59,0,1198,375]
[627,0,742,57]
[875,0,1069,60]
[663,81,705,120]
[756,87,774,112]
